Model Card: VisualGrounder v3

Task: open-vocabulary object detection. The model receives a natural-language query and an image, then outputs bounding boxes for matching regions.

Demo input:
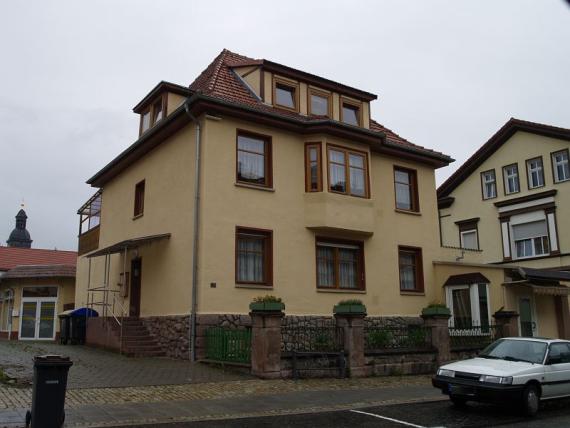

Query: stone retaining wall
[365,350,437,376]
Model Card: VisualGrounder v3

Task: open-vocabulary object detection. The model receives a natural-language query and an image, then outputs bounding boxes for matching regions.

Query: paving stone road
[0,341,249,389]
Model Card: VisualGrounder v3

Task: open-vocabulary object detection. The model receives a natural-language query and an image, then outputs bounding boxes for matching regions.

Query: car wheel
[450,395,467,407]
[522,384,540,417]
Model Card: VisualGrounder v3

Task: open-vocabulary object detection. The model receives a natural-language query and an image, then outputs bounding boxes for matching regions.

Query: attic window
[152,99,163,124]
[273,78,298,111]
[141,111,151,133]
[139,94,167,136]
[341,98,361,126]
[309,89,331,117]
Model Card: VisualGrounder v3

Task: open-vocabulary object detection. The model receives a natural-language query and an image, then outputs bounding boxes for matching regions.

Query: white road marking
[350,409,433,428]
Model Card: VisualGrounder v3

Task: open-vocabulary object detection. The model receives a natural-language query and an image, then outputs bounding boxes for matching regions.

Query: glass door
[20,301,38,339]
[19,299,57,340]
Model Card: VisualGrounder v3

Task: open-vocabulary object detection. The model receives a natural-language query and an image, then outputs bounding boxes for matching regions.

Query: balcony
[78,226,100,256]
[304,192,375,236]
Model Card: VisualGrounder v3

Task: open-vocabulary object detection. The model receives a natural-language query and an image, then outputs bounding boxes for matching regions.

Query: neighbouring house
[0,209,77,340]
[74,49,455,359]
[436,118,570,340]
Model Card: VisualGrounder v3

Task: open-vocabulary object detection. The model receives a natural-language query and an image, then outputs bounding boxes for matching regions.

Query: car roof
[501,337,569,344]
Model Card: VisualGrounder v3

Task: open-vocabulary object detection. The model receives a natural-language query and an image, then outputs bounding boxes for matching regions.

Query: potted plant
[333,299,367,315]
[249,295,285,312]
[421,303,451,317]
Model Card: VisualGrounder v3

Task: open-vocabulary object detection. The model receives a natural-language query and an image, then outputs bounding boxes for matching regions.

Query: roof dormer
[133,81,191,137]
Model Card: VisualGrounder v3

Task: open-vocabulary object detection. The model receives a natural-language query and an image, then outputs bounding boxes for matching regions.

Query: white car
[433,337,570,416]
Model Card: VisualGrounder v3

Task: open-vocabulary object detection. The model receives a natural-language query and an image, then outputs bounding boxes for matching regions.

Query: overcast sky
[0,0,569,251]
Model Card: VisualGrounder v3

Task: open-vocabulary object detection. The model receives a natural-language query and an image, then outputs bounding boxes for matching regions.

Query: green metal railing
[205,327,252,364]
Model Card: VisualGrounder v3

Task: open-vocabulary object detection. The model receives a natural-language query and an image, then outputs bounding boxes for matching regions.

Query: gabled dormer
[133,81,192,137]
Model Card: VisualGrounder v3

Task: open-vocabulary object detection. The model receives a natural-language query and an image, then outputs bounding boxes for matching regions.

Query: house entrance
[130,258,142,317]
[519,296,536,337]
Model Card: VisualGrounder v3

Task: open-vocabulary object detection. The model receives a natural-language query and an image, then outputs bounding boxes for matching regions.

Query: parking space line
[350,409,429,428]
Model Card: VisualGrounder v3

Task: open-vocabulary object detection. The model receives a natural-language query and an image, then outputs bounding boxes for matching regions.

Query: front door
[519,297,536,337]
[20,300,57,340]
[130,258,142,317]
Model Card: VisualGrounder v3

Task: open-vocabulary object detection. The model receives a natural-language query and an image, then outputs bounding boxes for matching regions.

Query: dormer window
[340,98,361,126]
[309,88,331,117]
[141,111,151,133]
[139,94,166,136]
[152,99,163,124]
[273,78,299,112]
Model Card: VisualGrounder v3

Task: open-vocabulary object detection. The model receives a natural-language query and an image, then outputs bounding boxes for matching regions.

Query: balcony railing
[78,226,100,256]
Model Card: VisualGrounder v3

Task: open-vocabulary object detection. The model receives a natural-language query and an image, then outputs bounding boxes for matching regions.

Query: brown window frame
[305,142,323,192]
[525,156,545,190]
[455,218,480,250]
[236,130,273,188]
[551,149,570,183]
[340,97,362,126]
[272,77,299,112]
[480,169,497,200]
[393,166,420,212]
[315,237,365,291]
[502,163,520,195]
[235,227,273,286]
[133,180,145,217]
[139,93,167,136]
[308,88,332,118]
[398,246,424,293]
[326,144,370,198]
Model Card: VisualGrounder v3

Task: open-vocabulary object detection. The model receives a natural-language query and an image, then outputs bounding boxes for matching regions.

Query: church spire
[7,207,32,248]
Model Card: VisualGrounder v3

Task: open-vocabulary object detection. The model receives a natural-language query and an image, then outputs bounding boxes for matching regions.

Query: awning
[86,233,171,258]
[503,281,570,296]
[516,267,570,283]
[443,272,490,286]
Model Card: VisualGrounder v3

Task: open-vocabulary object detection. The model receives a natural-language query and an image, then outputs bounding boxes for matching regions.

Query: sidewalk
[0,376,444,427]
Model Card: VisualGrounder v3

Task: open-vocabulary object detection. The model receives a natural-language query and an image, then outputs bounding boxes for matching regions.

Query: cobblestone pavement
[0,341,249,389]
[0,376,438,427]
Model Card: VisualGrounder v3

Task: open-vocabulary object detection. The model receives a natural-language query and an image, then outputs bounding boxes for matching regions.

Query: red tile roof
[189,49,447,159]
[2,264,76,279]
[0,247,77,271]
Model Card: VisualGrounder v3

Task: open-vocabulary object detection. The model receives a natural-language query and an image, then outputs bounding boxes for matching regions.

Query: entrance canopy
[86,233,171,258]
[503,267,570,296]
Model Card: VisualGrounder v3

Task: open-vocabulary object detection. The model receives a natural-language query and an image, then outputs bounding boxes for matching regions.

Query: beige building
[75,49,456,358]
[436,119,570,339]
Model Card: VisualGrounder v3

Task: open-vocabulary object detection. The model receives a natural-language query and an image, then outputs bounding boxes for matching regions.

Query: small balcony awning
[502,281,570,296]
[502,267,570,296]
[86,233,171,258]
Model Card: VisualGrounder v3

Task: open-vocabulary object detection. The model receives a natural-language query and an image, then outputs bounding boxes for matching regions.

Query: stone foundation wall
[365,350,437,376]
[141,316,190,359]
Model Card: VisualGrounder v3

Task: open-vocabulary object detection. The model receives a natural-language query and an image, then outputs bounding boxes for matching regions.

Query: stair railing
[111,294,128,354]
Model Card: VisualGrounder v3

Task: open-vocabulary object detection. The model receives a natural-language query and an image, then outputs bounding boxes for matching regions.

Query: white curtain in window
[396,183,411,209]
[349,167,365,196]
[237,239,264,282]
[238,152,264,181]
[330,164,346,190]
[400,266,415,290]
[339,248,357,288]
[317,246,335,287]
[461,230,477,249]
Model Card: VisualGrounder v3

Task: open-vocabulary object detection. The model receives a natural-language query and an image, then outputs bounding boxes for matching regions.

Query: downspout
[184,100,202,362]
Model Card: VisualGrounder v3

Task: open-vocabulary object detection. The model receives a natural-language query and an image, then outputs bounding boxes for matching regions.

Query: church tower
[7,209,32,248]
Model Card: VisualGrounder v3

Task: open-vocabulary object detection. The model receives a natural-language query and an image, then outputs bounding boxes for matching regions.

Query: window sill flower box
[333,303,366,315]
[421,306,451,317]
[249,302,285,312]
